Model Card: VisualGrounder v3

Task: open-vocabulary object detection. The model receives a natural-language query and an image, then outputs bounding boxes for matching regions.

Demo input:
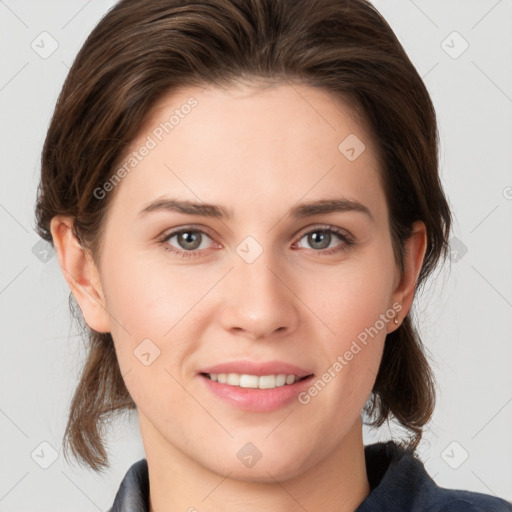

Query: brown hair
[35,0,451,471]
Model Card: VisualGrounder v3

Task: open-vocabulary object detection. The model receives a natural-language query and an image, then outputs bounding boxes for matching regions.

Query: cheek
[306,247,396,340]
[296,243,396,404]
[101,251,219,402]
[102,260,201,419]
[102,249,203,337]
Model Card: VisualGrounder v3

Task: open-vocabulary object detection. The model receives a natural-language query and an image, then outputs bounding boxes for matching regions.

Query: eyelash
[158,225,355,259]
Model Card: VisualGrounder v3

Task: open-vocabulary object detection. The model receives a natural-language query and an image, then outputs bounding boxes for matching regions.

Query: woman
[35,0,512,510]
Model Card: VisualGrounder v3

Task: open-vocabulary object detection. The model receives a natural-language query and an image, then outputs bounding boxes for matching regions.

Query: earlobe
[390,221,428,328]
[50,216,111,333]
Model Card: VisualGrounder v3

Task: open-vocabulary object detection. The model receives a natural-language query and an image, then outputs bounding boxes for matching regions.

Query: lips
[198,360,315,411]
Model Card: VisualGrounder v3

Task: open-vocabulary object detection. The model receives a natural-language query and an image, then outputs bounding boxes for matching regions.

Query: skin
[51,82,427,512]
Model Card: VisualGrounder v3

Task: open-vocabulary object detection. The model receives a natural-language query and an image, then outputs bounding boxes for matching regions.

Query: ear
[390,221,427,330]
[50,216,110,333]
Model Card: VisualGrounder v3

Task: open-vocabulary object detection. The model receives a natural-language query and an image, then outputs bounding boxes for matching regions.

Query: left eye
[295,228,349,252]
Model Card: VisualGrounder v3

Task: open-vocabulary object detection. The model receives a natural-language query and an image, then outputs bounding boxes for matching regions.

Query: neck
[141,415,370,512]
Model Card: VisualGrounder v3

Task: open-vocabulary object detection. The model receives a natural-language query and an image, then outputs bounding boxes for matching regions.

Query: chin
[220,466,304,484]
[202,448,315,483]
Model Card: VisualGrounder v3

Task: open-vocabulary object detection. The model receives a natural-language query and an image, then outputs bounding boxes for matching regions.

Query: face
[72,82,412,481]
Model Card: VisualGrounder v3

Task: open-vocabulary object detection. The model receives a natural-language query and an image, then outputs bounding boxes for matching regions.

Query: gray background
[1,0,511,510]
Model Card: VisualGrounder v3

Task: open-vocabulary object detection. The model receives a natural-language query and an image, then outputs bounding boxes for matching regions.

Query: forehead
[106,82,386,222]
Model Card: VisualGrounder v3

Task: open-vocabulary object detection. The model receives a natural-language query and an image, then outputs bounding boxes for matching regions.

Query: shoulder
[358,441,512,512]
[424,487,512,512]
[108,458,149,512]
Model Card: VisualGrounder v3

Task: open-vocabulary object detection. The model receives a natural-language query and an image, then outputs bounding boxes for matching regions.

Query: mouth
[197,360,315,411]
[200,372,312,390]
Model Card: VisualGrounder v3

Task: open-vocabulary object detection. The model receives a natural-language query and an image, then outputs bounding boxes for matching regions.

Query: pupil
[180,231,200,250]
[310,231,330,249]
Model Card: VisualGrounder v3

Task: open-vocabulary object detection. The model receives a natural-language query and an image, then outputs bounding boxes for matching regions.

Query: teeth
[258,375,275,389]
[207,373,300,389]
[275,374,286,386]
[227,373,240,386]
[240,374,259,388]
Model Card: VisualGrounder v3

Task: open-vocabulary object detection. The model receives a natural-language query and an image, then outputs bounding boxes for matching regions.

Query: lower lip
[199,374,314,412]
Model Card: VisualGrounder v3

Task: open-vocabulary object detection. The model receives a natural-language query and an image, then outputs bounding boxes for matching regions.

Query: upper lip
[199,360,314,378]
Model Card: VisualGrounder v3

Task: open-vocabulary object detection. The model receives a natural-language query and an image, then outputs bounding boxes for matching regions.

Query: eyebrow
[139,197,374,222]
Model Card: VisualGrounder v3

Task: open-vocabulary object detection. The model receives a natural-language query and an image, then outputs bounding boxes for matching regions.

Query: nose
[218,248,300,340]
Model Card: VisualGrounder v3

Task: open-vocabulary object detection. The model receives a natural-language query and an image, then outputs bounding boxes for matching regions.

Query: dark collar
[108,440,512,512]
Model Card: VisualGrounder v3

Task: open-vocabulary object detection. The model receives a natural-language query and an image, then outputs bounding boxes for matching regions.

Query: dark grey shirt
[108,441,512,511]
